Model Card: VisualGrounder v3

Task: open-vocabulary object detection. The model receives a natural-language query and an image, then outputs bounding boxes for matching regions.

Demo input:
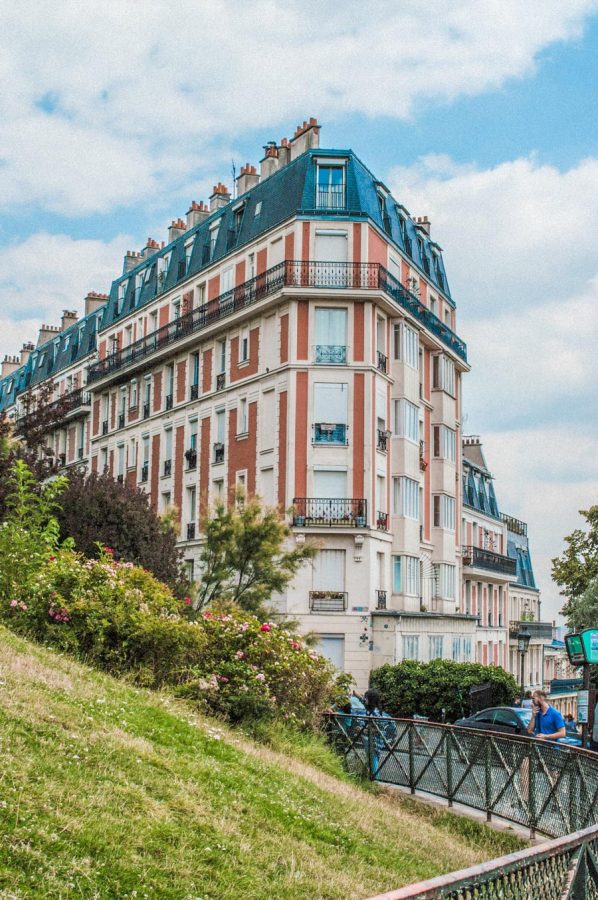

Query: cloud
[387,153,598,620]
[0,232,128,356]
[0,0,596,215]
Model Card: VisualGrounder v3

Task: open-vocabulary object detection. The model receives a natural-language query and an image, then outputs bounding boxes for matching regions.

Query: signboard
[565,633,586,666]
[581,628,598,664]
[577,689,589,724]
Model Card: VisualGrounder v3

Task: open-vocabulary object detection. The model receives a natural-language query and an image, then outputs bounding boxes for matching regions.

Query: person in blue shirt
[526,689,566,742]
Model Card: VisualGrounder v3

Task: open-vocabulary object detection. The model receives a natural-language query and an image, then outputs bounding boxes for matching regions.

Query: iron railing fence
[88,260,467,384]
[462,545,516,576]
[324,715,598,840]
[292,497,367,528]
[368,824,598,899]
[15,387,91,431]
[509,620,554,640]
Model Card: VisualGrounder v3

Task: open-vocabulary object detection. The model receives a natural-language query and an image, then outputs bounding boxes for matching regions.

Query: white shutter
[313,469,347,498]
[314,383,347,424]
[260,390,276,452]
[315,635,345,670]
[315,308,347,346]
[313,550,345,591]
[314,232,348,263]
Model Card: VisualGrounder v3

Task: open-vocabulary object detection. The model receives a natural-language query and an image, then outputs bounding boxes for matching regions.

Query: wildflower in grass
[235,650,245,659]
[255,673,266,682]
[9,599,18,608]
[183,597,192,605]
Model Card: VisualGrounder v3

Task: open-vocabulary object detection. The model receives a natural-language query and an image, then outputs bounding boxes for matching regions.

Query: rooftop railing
[87,260,467,384]
[462,545,516,577]
[509,620,554,641]
[501,512,528,536]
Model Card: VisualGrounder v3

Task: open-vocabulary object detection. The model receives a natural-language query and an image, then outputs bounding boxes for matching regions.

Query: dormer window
[316,164,345,210]
[233,204,244,234]
[398,214,412,256]
[254,201,262,218]
[209,222,220,260]
[116,281,127,316]
[158,253,170,289]
[184,238,194,272]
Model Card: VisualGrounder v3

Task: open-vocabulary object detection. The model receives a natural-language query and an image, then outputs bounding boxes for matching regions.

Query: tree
[55,469,189,597]
[552,506,598,627]
[197,493,316,615]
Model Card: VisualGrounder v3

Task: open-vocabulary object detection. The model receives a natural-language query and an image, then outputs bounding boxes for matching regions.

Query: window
[184,238,194,272]
[394,322,418,368]
[189,419,198,451]
[403,635,419,661]
[161,492,171,513]
[164,427,173,464]
[315,308,347,363]
[254,201,262,218]
[215,408,226,444]
[433,425,456,462]
[191,352,200,390]
[248,253,255,278]
[238,398,248,434]
[239,327,249,362]
[429,636,444,660]
[221,266,233,293]
[172,299,181,321]
[392,476,419,520]
[316,165,345,209]
[116,281,127,316]
[314,383,348,443]
[313,468,347,499]
[187,486,196,524]
[463,638,472,661]
[314,635,345,670]
[433,494,456,530]
[452,637,461,661]
[116,444,125,479]
[435,564,456,600]
[393,399,419,442]
[432,355,455,396]
[312,550,346,593]
[209,222,220,259]
[218,339,226,374]
[393,555,420,595]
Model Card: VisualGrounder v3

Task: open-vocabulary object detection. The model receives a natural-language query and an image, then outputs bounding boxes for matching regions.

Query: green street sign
[565,633,586,666]
[581,629,598,664]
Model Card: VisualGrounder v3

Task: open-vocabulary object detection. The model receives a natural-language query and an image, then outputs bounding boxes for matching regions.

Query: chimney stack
[209,183,231,212]
[260,142,279,181]
[278,137,291,167]
[235,164,260,196]
[289,117,320,161]
[20,342,34,365]
[36,324,61,348]
[84,291,109,316]
[142,237,160,260]
[61,309,78,332]
[168,218,187,243]
[186,200,210,229]
[415,216,431,236]
[1,355,20,378]
[123,250,142,273]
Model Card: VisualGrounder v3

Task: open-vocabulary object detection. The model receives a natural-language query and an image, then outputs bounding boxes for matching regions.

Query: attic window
[316,165,345,210]
[39,352,46,365]
[398,215,412,256]
[7,379,13,392]
[254,200,262,218]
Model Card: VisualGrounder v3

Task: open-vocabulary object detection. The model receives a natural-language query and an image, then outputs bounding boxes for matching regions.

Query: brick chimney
[260,142,279,181]
[61,309,78,332]
[168,218,187,243]
[414,216,431,236]
[209,183,231,212]
[123,250,142,273]
[289,117,320,161]
[20,342,35,365]
[142,238,160,260]
[186,200,210,229]
[36,324,61,347]
[235,164,260,196]
[1,355,20,377]
[84,291,109,316]
[278,137,291,167]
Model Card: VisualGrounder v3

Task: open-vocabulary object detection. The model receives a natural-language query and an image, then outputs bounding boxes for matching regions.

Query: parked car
[453,706,582,746]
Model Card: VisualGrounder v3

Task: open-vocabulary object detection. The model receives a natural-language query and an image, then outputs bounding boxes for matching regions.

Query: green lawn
[0,628,524,899]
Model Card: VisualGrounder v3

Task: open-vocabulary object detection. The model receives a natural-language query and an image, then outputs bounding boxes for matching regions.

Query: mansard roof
[505,525,538,591]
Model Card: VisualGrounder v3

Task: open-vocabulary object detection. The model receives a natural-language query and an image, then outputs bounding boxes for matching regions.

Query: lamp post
[517,627,531,700]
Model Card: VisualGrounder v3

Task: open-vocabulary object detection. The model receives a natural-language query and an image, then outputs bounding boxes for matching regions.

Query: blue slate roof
[506,526,537,590]
[462,464,500,519]
[0,146,454,412]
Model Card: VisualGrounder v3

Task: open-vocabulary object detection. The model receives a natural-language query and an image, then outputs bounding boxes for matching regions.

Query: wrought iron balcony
[186,522,196,541]
[77,447,84,460]
[143,402,150,419]
[314,344,347,365]
[15,387,91,433]
[185,448,197,469]
[376,589,387,610]
[501,513,528,536]
[213,442,225,464]
[165,393,173,410]
[509,620,553,641]
[163,459,172,477]
[309,590,347,612]
[190,384,199,400]
[313,423,348,445]
[462,545,516,577]
[216,372,226,391]
[292,498,367,528]
[118,412,125,429]
[87,260,466,385]
[316,189,346,210]
[377,350,388,373]
[102,420,108,435]
[376,511,388,531]
[140,462,149,483]
[377,429,388,452]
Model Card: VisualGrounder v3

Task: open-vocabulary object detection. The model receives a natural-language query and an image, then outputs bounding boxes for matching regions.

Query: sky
[1,0,597,622]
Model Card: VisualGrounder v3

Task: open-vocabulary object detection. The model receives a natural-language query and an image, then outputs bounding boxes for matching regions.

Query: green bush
[371,658,519,723]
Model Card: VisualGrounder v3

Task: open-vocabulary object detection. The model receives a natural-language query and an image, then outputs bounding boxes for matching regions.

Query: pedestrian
[521,691,534,710]
[564,714,579,737]
[526,690,566,743]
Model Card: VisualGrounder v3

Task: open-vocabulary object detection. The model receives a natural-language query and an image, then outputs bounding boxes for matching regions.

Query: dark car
[453,706,532,736]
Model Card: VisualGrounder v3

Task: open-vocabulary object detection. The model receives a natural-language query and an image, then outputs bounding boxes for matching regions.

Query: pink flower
[235,650,245,659]
[290,640,302,651]
[48,556,56,562]
[255,673,266,682]
[104,547,114,555]
[183,597,192,605]
[10,599,18,608]
[19,601,27,611]
[260,623,272,633]
[216,675,229,683]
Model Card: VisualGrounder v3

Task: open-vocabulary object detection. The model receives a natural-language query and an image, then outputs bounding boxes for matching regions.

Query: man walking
[526,690,566,742]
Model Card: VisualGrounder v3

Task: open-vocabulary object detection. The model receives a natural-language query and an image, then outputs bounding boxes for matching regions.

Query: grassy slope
[0,628,524,899]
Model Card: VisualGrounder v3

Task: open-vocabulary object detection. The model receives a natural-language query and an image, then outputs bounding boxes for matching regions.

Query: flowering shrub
[1,547,343,729]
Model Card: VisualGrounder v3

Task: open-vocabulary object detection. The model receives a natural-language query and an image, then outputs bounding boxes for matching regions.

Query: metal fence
[324,714,598,897]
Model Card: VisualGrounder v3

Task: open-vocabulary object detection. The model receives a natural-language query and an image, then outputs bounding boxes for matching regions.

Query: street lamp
[517,627,531,700]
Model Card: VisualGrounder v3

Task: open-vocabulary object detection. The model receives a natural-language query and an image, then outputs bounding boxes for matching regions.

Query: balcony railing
[87,261,466,385]
[216,372,226,391]
[165,393,173,410]
[377,350,388,373]
[143,402,150,419]
[163,459,172,477]
[118,412,125,429]
[15,387,91,432]
[101,420,108,435]
[213,442,225,464]
[190,384,199,400]
[376,511,388,531]
[292,498,367,528]
[309,590,347,612]
[185,448,197,469]
[501,513,528,536]
[462,545,517,577]
[140,462,149,483]
[376,589,387,610]
[376,429,388,452]
[314,344,347,364]
[77,447,84,460]
[313,423,348,445]
[509,620,553,641]
[186,522,196,541]
[316,189,345,210]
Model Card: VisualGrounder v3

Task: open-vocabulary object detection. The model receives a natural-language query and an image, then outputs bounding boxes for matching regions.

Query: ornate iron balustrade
[190,384,199,400]
[509,620,554,641]
[101,420,108,435]
[163,459,172,477]
[143,402,150,419]
[326,714,598,841]
[87,260,467,385]
[462,545,516,576]
[15,387,91,432]
[314,344,347,364]
[213,442,225,464]
[117,412,125,429]
[185,448,197,469]
[215,372,226,391]
[186,522,196,541]
[313,423,348,444]
[316,189,345,210]
[165,393,173,410]
[140,462,148,483]
[376,589,387,610]
[292,497,367,528]
[377,429,388,451]
[309,590,347,612]
[377,350,388,373]
[501,512,528,536]
[376,511,388,531]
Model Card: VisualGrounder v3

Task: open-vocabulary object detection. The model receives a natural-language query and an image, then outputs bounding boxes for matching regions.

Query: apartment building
[0,118,545,692]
